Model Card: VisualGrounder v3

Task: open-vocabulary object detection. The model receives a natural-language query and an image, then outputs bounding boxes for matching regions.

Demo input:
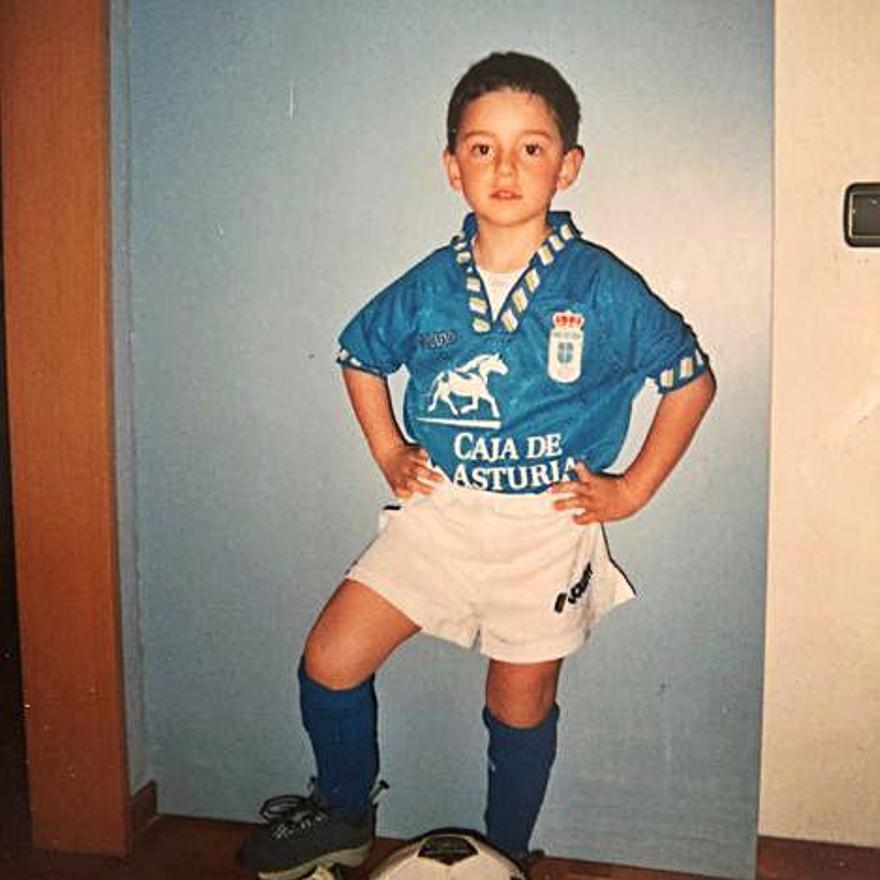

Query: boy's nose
[495,152,516,177]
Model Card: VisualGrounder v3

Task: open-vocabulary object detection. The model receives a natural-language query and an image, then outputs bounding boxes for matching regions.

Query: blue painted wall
[123,2,771,877]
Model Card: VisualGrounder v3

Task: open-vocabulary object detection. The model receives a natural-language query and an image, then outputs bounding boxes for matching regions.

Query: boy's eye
[470,143,492,157]
[523,143,543,157]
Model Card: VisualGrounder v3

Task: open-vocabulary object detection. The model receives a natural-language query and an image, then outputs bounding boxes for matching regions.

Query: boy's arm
[343,367,442,498]
[550,369,716,524]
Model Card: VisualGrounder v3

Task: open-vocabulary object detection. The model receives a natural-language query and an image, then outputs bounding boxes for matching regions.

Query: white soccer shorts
[346,481,635,663]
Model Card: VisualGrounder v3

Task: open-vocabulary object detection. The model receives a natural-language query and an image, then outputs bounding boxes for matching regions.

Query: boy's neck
[472,215,552,272]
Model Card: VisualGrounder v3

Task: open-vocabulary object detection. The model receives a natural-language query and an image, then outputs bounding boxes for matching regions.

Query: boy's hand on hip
[376,443,443,499]
[550,461,644,525]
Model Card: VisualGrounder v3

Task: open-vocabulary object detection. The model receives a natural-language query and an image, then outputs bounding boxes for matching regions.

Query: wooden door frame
[1,0,130,856]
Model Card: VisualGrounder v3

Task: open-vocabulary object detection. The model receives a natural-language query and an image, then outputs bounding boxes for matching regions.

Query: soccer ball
[369,832,526,879]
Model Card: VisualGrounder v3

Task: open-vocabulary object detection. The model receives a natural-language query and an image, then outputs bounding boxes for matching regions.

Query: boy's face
[444,89,583,233]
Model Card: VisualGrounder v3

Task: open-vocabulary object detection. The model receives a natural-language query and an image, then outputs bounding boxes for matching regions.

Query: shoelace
[260,790,328,840]
[259,780,389,841]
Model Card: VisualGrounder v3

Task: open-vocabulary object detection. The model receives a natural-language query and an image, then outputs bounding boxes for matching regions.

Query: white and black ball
[369,832,525,880]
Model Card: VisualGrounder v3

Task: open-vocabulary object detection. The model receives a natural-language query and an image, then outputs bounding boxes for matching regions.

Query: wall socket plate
[844,182,880,246]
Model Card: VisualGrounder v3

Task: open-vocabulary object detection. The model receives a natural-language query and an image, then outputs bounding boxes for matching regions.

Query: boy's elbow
[701,366,717,401]
[670,368,715,411]
[695,367,717,413]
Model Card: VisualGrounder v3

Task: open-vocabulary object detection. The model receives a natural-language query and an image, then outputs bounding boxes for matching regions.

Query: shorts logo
[554,562,592,613]
[418,353,508,429]
[547,311,584,383]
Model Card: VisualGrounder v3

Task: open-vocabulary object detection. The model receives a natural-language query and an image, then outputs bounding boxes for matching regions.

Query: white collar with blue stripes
[450,211,580,334]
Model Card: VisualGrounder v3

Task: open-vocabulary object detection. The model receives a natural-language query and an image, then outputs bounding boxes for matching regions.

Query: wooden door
[0,0,130,855]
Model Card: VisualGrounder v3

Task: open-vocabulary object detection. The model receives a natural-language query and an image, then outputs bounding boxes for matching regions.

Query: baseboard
[130,780,158,839]
[757,835,880,879]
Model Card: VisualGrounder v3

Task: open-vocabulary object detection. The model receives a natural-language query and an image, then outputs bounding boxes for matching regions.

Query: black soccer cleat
[238,781,386,880]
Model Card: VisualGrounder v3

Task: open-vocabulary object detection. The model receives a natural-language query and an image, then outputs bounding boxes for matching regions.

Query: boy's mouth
[491,189,521,200]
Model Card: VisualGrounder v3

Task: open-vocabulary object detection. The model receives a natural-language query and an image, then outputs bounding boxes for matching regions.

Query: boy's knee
[302,628,358,690]
[486,659,562,728]
[488,691,557,728]
[303,616,389,690]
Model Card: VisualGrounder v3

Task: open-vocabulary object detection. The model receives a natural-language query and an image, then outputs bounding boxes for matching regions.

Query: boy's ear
[443,149,463,192]
[556,145,585,191]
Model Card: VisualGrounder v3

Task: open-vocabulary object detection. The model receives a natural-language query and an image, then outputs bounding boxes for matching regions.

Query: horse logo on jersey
[547,311,585,383]
[420,353,508,428]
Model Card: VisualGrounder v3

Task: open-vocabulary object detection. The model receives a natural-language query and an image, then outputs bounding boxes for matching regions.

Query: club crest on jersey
[418,352,508,429]
[547,311,585,383]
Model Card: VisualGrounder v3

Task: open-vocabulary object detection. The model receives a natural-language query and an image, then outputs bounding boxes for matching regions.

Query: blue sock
[484,703,559,856]
[298,660,378,821]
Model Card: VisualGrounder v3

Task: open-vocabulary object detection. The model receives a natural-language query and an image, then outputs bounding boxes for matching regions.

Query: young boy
[239,51,715,879]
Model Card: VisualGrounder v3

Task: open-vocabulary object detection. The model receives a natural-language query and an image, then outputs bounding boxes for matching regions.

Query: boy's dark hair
[446,52,581,152]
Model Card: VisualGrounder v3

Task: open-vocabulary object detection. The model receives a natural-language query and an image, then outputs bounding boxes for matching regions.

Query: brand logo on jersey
[419,329,458,350]
[419,353,508,429]
[547,311,584,383]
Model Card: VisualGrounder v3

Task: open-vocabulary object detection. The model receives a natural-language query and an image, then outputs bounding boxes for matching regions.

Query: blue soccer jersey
[337,212,708,494]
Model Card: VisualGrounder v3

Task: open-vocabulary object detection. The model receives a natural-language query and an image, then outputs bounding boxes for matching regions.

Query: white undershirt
[477,264,529,320]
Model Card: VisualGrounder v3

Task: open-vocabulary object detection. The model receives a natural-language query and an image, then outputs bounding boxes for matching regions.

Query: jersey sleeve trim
[335,348,386,376]
[653,346,710,394]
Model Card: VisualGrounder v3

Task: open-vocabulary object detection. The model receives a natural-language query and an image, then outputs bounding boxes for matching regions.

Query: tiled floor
[1,818,878,880]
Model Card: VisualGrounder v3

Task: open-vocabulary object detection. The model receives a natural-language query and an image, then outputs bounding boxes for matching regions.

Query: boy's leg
[301,578,420,817]
[239,579,418,876]
[483,658,563,859]
[304,578,420,689]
